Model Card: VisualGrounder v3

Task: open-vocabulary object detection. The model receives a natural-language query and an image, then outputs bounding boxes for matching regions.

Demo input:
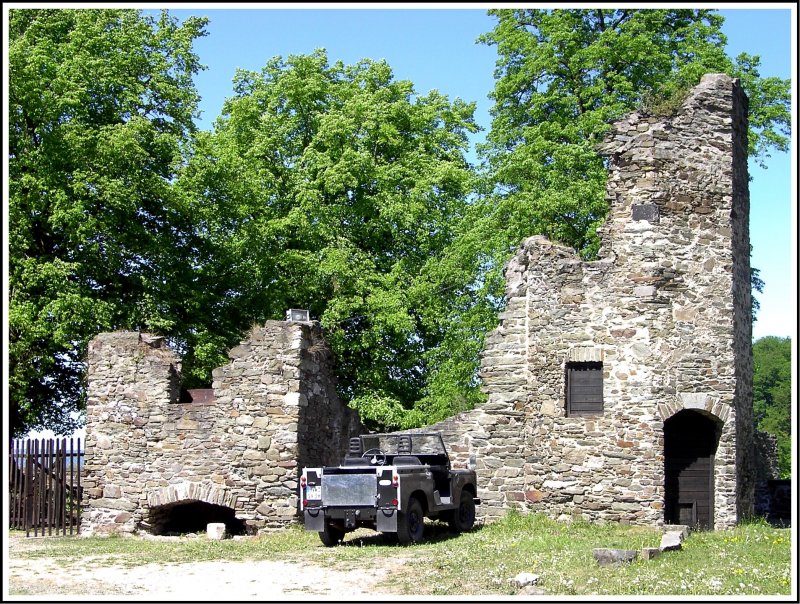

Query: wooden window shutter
[566,362,603,416]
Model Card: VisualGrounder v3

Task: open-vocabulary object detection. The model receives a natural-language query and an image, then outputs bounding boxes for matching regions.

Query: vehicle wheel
[318,521,345,547]
[397,497,425,544]
[448,490,476,533]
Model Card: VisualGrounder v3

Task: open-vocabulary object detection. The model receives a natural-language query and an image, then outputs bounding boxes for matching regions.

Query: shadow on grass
[338,520,486,548]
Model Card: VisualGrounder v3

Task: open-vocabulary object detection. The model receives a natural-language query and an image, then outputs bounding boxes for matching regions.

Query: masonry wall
[81,321,361,535]
[430,73,754,529]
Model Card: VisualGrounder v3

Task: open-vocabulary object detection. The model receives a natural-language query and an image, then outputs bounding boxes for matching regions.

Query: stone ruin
[428,73,759,530]
[81,74,777,536]
[80,322,361,535]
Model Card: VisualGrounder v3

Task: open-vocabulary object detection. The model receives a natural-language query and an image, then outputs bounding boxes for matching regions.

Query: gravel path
[6,535,409,600]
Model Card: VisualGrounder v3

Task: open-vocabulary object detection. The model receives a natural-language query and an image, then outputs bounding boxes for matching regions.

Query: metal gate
[9,438,83,536]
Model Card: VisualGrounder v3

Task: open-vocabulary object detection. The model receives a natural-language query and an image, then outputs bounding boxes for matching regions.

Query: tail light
[392,474,399,487]
[300,475,307,487]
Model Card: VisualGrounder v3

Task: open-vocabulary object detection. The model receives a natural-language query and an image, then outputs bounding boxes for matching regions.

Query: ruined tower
[432,73,753,529]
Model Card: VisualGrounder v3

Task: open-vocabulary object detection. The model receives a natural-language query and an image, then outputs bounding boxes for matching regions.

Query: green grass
[375,512,793,597]
[8,512,793,596]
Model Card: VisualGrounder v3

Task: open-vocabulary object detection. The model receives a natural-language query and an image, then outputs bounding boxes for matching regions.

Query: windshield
[360,433,447,456]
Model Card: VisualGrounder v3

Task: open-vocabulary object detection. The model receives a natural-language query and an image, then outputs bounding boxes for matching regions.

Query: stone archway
[147,482,238,509]
[141,482,245,535]
[146,500,247,536]
[663,409,723,529]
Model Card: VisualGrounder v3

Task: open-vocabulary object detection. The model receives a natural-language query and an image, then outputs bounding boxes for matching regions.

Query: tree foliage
[7,9,791,437]
[477,8,789,256]
[175,50,478,429]
[8,9,207,436]
[752,337,792,478]
[422,8,792,420]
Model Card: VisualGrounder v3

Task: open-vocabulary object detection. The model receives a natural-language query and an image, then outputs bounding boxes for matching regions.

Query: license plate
[305,485,322,500]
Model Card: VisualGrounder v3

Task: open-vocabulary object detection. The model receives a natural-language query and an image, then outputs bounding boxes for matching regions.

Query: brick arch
[657,392,731,424]
[146,482,237,510]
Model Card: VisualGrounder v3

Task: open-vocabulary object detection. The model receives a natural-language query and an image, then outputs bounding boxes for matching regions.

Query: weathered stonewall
[81,74,771,537]
[81,321,362,536]
[424,73,757,530]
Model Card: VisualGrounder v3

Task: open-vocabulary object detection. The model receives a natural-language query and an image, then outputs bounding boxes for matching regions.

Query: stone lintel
[568,347,603,363]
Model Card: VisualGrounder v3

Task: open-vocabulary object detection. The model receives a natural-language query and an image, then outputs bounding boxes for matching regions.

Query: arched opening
[664,409,721,529]
[147,500,247,536]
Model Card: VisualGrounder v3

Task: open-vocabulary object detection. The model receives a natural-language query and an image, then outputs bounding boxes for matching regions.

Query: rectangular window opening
[566,361,603,417]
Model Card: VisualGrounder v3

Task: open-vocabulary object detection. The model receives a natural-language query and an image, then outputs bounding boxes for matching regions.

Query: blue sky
[167,4,796,342]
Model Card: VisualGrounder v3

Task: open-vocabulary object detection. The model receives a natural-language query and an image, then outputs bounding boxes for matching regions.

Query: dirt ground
[5,534,412,600]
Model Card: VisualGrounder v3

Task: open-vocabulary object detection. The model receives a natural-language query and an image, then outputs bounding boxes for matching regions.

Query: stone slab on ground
[593,548,639,567]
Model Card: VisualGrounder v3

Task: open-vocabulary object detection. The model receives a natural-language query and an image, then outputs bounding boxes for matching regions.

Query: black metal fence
[9,438,83,536]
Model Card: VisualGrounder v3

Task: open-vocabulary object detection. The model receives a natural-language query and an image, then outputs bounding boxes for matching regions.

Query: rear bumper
[304,507,398,532]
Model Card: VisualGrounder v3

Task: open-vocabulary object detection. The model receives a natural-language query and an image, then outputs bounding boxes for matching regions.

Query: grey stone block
[207,522,226,540]
[593,548,639,566]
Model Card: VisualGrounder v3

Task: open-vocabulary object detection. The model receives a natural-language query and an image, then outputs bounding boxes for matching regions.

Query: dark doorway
[147,500,247,536]
[664,410,721,530]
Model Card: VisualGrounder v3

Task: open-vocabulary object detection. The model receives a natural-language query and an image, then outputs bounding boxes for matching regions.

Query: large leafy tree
[478,8,789,256]
[424,9,791,419]
[8,9,207,436]
[752,337,792,478]
[175,50,478,429]
[8,9,790,437]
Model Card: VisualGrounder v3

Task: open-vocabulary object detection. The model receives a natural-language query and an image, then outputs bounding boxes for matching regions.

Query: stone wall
[752,430,780,518]
[429,73,754,529]
[81,321,361,536]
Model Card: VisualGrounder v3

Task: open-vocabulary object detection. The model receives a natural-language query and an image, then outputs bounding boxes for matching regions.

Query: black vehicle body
[299,432,479,545]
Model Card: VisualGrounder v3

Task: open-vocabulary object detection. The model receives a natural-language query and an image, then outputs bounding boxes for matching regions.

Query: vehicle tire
[318,521,345,547]
[397,497,425,545]
[448,490,476,533]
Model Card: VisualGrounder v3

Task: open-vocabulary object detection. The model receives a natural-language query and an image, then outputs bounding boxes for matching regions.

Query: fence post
[23,439,31,536]
[76,438,82,535]
[9,442,15,529]
[48,438,54,536]
[33,439,39,536]
[68,437,74,535]
[10,440,19,529]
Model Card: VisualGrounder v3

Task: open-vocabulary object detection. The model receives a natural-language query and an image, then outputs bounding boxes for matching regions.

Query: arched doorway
[146,500,247,536]
[664,409,721,529]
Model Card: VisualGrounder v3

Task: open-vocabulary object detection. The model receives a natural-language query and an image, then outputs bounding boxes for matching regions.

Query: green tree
[422,9,791,420]
[175,50,478,429]
[752,337,792,478]
[8,9,207,437]
[478,8,789,256]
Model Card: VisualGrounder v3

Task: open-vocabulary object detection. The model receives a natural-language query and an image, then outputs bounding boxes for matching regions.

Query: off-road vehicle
[299,432,479,545]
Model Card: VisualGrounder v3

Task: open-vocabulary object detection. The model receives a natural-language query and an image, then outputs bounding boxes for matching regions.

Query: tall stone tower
[431,73,753,529]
